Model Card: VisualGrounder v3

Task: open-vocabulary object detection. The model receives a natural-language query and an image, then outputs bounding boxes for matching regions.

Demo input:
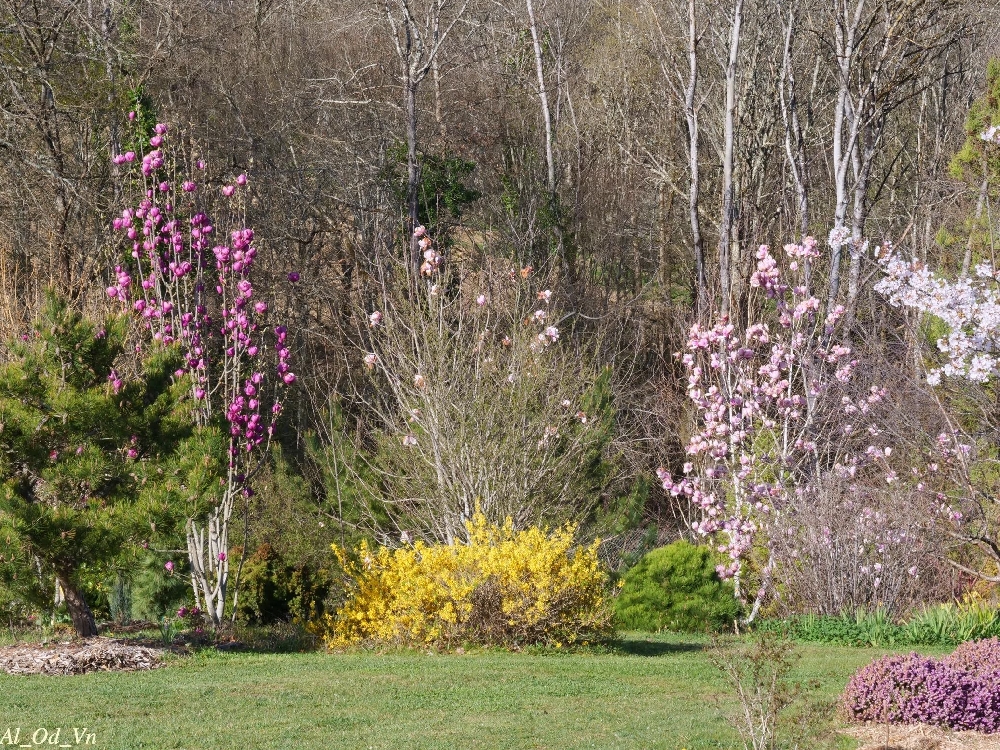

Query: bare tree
[383,0,469,276]
[346,255,617,544]
[777,0,811,283]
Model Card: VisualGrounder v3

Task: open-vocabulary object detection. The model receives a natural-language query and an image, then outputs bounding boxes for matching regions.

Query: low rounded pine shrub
[842,643,1000,733]
[324,513,611,649]
[612,540,740,633]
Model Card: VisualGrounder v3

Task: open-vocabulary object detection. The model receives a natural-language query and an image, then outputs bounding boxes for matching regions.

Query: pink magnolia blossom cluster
[529,284,558,350]
[107,121,293,475]
[416,226,443,277]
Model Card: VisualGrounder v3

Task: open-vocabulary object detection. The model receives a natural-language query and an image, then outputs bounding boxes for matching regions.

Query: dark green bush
[234,544,332,625]
[613,540,740,632]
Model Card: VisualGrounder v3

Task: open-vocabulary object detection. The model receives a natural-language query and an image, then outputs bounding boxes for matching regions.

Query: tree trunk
[685,0,706,318]
[405,75,422,278]
[718,0,743,317]
[525,0,566,269]
[57,573,97,638]
[779,4,811,283]
[963,178,989,276]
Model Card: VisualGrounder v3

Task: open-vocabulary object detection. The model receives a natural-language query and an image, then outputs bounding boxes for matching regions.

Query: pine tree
[948,59,1000,273]
[0,293,206,636]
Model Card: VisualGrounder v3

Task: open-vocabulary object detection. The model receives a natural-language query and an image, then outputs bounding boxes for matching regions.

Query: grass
[0,633,896,749]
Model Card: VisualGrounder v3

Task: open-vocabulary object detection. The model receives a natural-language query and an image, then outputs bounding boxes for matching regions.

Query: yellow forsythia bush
[324,513,612,649]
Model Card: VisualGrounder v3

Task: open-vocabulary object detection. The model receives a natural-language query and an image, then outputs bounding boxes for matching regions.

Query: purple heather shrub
[943,637,1000,677]
[843,649,1000,733]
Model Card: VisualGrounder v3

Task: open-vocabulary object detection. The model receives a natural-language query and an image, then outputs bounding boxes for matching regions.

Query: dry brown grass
[845,723,1000,749]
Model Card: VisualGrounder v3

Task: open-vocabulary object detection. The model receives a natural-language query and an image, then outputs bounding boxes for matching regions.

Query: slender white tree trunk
[685,0,706,318]
[963,178,989,276]
[718,0,743,317]
[526,0,555,196]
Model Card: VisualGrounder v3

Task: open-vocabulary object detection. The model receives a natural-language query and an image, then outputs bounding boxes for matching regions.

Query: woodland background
[4,0,1000,625]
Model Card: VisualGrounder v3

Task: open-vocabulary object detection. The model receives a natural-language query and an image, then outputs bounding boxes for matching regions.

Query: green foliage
[234,543,332,625]
[949,58,1000,183]
[903,598,1000,646]
[613,540,740,633]
[227,444,339,626]
[385,143,481,229]
[756,610,900,648]
[942,58,1000,267]
[123,84,158,153]
[756,598,1000,648]
[0,293,214,632]
[132,553,191,622]
[108,573,133,624]
[571,366,640,535]
[304,403,384,548]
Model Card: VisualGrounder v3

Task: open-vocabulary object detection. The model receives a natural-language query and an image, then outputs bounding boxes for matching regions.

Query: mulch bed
[0,637,165,676]
[844,724,1000,749]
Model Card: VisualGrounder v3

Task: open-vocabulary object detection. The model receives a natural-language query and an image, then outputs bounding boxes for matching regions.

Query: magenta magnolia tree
[106,120,294,626]
[659,239,948,621]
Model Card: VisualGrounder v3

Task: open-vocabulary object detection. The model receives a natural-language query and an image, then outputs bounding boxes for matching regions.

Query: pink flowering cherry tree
[873,127,1000,583]
[873,127,1000,387]
[658,239,926,621]
[107,121,294,626]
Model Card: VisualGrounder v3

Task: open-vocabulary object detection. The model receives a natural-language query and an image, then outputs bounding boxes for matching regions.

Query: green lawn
[0,634,887,749]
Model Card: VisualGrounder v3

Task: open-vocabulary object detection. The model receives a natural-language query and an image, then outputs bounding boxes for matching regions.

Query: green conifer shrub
[613,540,740,632]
